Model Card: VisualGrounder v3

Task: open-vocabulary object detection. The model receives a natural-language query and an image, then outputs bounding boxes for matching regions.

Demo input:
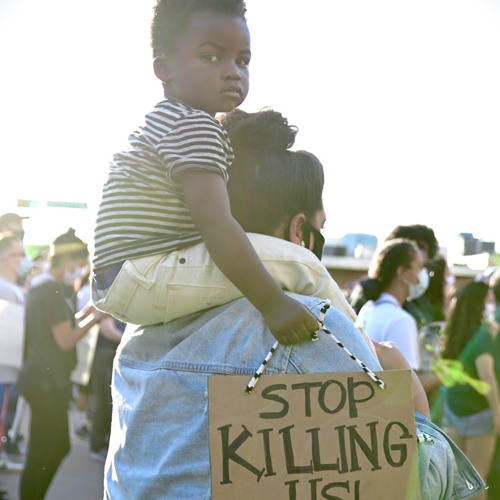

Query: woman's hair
[385,224,439,260]
[360,238,419,301]
[221,109,324,235]
[423,255,448,320]
[151,0,247,57]
[50,228,88,268]
[442,280,489,360]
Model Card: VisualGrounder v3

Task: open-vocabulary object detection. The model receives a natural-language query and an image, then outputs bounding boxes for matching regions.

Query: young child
[92,0,319,344]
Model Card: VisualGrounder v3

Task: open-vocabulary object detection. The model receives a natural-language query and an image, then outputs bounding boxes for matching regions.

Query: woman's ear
[153,55,171,84]
[288,213,307,245]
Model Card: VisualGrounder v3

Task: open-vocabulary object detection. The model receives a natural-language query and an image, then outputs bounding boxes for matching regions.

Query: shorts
[442,402,494,437]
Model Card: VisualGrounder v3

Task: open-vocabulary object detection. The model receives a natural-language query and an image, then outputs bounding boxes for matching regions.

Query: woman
[103,109,481,500]
[356,238,428,369]
[18,229,103,500]
[442,280,500,500]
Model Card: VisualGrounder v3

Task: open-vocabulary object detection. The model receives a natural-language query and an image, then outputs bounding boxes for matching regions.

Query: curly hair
[151,0,247,56]
[385,224,439,260]
[442,280,489,360]
[221,109,324,235]
[360,238,419,301]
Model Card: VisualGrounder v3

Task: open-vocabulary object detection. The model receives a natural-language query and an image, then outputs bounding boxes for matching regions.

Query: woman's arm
[374,340,431,418]
[51,307,104,351]
[475,352,500,434]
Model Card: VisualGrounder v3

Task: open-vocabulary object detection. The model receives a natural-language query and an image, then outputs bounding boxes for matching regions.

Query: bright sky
[1,0,499,256]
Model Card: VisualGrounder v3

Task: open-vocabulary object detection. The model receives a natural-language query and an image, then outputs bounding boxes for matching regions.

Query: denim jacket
[105,295,484,499]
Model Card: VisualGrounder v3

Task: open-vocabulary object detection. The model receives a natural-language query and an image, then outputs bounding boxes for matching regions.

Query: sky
[1,0,499,257]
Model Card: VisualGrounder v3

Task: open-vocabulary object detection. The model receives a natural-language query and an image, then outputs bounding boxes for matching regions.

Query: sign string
[245,299,386,393]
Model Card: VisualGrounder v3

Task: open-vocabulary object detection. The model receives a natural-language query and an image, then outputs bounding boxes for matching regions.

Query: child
[92,0,319,344]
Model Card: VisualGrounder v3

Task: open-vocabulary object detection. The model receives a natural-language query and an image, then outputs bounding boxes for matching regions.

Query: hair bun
[222,108,297,154]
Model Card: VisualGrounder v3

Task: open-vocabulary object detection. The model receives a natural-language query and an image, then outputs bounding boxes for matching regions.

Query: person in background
[0,213,32,289]
[356,239,426,370]
[18,229,104,500]
[0,213,27,242]
[415,255,452,403]
[486,269,500,500]
[350,224,439,327]
[89,316,125,462]
[441,280,500,500]
[0,235,26,468]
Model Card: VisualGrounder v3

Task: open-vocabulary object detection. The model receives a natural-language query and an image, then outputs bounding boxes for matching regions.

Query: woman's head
[361,238,422,302]
[222,109,324,241]
[443,280,490,359]
[50,228,89,286]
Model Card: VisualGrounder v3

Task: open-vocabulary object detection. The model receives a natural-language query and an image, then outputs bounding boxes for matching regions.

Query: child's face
[156,11,250,116]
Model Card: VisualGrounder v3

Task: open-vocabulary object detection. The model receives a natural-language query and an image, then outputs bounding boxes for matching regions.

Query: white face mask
[63,266,84,286]
[406,268,430,301]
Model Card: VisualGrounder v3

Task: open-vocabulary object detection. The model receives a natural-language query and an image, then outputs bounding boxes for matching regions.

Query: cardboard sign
[209,370,420,500]
[0,299,25,369]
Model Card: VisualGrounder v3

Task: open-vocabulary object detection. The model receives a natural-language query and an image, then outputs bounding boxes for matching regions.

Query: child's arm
[181,170,319,344]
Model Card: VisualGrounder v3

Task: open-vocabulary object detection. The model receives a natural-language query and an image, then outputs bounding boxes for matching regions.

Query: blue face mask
[16,256,33,278]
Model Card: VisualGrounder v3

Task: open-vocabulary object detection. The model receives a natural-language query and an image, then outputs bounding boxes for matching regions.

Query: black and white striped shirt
[93,100,233,271]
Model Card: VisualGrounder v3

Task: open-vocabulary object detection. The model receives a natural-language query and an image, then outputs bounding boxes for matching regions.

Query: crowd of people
[346,224,500,500]
[0,214,122,500]
[1,0,499,499]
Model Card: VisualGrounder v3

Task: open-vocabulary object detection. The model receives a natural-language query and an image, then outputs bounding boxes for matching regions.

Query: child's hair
[151,0,247,57]
[221,109,324,236]
[360,238,419,301]
[442,280,489,359]
[50,228,89,268]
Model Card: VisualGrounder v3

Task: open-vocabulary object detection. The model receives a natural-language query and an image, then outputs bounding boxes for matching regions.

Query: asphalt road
[0,410,105,500]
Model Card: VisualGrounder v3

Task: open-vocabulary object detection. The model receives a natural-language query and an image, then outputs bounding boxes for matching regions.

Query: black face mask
[303,222,325,260]
[285,220,325,260]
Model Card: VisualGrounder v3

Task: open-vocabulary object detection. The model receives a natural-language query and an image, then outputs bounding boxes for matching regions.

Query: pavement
[0,408,105,500]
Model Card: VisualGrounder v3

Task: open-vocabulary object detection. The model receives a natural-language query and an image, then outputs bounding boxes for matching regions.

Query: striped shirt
[93,100,234,271]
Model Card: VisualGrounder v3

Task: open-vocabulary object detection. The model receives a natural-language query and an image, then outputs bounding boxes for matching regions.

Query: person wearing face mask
[355,239,427,370]
[0,235,27,470]
[17,228,104,500]
[441,280,500,500]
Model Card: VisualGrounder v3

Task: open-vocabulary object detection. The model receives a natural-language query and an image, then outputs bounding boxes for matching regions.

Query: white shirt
[357,292,420,369]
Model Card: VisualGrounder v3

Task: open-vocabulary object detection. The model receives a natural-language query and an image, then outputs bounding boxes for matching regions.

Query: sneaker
[90,448,107,463]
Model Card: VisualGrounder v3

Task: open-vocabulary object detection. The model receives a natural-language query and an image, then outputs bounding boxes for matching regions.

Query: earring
[300,241,305,247]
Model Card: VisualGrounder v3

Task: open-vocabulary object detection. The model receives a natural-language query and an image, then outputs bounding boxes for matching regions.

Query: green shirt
[446,323,496,416]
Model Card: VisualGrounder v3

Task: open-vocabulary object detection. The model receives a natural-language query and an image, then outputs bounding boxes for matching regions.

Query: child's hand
[262,293,319,345]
